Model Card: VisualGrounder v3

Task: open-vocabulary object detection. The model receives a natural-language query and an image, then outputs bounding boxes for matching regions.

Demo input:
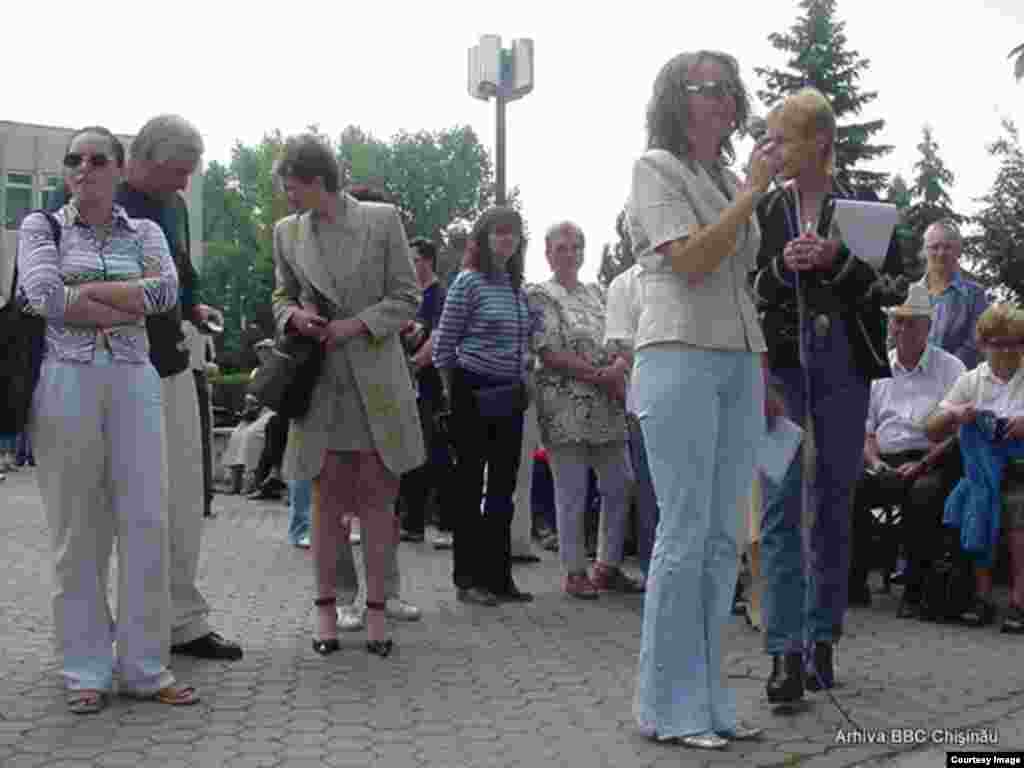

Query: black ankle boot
[766,652,804,703]
[805,641,834,691]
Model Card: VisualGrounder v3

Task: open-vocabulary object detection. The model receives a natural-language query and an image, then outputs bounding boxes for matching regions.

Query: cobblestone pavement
[3,466,1024,768]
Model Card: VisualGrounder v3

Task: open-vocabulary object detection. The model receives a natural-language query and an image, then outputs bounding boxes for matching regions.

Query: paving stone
[6,474,1024,768]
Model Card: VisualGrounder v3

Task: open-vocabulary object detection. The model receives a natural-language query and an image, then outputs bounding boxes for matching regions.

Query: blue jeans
[288,480,311,545]
[760,316,870,653]
[633,344,761,739]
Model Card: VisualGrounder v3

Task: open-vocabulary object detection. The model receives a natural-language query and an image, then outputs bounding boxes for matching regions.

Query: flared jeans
[633,344,761,739]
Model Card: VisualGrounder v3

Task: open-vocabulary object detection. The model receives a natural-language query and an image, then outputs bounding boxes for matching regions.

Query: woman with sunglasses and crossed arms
[626,51,780,750]
[18,126,197,713]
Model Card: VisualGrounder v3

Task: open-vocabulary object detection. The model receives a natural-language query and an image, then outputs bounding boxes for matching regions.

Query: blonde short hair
[130,114,204,167]
[976,302,1024,345]
[774,87,837,176]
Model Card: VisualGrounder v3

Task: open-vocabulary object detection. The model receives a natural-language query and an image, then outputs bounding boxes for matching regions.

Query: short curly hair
[275,134,340,194]
[976,302,1024,346]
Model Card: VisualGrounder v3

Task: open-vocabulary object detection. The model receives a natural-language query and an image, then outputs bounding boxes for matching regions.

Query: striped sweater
[433,270,537,382]
[17,203,180,364]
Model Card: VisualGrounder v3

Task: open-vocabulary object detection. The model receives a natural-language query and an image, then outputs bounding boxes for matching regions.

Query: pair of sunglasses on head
[63,152,112,170]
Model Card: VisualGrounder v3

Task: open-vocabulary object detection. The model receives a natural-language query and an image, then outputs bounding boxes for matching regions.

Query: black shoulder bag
[471,286,529,419]
[247,221,329,419]
[0,211,58,434]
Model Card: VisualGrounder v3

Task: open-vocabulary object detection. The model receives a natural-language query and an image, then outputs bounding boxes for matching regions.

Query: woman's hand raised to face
[744,139,779,198]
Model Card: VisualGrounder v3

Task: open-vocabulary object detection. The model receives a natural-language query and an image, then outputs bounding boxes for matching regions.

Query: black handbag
[473,381,529,420]
[0,211,56,435]
[471,288,529,419]
[247,319,326,420]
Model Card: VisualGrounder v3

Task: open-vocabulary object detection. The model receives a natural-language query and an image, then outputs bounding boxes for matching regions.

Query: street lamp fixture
[468,35,534,206]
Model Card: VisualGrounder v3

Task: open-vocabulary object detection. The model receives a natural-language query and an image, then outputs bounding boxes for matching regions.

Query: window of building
[40,174,63,212]
[5,172,34,229]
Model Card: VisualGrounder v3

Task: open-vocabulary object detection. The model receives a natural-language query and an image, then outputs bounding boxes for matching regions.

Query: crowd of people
[7,45,1024,755]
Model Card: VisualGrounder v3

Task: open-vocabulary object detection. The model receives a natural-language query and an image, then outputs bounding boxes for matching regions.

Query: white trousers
[510,403,540,557]
[547,440,633,574]
[31,352,174,694]
[157,368,212,644]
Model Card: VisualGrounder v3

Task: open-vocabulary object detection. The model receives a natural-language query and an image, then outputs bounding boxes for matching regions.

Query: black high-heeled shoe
[312,597,340,656]
[365,601,394,657]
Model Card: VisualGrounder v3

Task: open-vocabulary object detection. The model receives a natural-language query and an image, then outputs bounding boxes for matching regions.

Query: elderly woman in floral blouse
[528,221,640,599]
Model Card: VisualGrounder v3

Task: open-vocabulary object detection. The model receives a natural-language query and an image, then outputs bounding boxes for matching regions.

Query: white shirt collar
[889,345,931,376]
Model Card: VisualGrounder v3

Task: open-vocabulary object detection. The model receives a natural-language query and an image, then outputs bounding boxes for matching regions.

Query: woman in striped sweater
[433,207,538,606]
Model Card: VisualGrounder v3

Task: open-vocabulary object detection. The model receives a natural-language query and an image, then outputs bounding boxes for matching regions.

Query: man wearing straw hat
[849,282,966,617]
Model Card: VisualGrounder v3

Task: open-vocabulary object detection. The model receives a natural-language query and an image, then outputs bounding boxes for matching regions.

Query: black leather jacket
[751,182,905,380]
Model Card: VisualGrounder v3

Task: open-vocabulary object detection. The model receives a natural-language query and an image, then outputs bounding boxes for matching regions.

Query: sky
[7,0,1024,283]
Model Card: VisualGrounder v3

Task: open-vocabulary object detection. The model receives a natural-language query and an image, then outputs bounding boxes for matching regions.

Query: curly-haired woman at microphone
[627,50,781,750]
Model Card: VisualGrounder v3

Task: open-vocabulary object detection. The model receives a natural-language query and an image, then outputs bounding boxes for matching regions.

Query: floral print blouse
[527,278,628,447]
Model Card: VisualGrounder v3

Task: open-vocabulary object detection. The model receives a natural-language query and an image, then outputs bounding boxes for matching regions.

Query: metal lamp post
[468,35,534,206]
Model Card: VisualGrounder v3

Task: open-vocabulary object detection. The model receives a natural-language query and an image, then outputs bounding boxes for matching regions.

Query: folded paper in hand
[758,416,804,485]
[832,199,899,271]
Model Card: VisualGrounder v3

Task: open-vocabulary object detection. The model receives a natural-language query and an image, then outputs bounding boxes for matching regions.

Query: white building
[1,120,203,307]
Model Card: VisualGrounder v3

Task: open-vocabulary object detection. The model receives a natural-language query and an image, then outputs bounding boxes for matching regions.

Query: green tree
[597,208,634,288]
[755,0,892,193]
[897,125,963,280]
[906,126,960,231]
[200,132,288,363]
[887,173,911,210]
[965,120,1024,302]
[885,173,921,280]
[338,124,516,278]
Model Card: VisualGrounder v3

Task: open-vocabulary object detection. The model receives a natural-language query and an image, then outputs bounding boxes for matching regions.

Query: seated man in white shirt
[849,284,966,615]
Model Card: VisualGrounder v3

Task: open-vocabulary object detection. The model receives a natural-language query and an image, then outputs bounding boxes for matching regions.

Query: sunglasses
[684,80,739,100]
[63,152,111,170]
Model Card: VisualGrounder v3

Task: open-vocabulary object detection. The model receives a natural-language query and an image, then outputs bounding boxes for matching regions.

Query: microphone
[746,116,768,143]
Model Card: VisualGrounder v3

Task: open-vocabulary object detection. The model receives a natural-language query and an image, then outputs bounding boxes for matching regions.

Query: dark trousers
[15,431,34,464]
[532,457,556,533]
[850,445,963,592]
[256,412,289,482]
[449,367,524,593]
[193,371,213,513]
[399,391,454,534]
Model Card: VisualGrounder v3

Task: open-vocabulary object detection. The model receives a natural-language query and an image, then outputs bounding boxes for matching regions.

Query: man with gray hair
[917,219,989,370]
[849,282,965,616]
[115,114,242,660]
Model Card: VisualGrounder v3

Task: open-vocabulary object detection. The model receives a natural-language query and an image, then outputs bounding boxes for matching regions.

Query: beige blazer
[627,148,766,354]
[271,194,425,479]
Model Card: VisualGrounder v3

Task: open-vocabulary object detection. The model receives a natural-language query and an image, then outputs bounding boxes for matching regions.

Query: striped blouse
[433,269,537,382]
[17,203,179,364]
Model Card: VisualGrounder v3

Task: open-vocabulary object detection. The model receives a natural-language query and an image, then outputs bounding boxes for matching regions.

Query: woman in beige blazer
[271,135,424,657]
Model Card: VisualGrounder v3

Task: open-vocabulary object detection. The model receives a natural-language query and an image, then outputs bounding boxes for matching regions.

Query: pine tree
[904,124,962,245]
[965,120,1024,301]
[755,0,892,193]
[886,174,922,280]
[598,208,634,288]
[887,174,911,211]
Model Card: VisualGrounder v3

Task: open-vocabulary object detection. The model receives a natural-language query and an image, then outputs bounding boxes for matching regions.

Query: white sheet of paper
[832,199,899,271]
[758,416,804,485]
